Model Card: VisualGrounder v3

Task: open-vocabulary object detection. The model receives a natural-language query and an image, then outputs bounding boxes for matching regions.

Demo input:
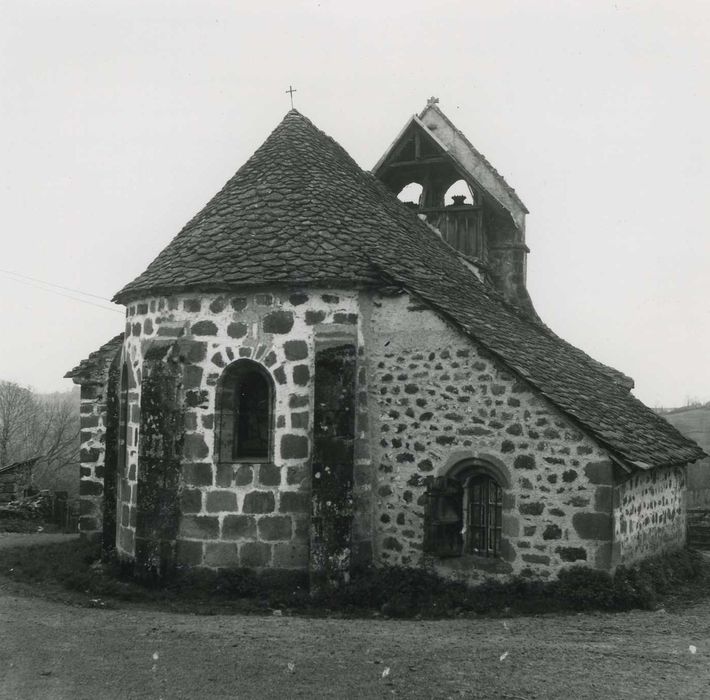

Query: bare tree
[0,382,79,492]
[0,381,36,467]
[31,394,80,490]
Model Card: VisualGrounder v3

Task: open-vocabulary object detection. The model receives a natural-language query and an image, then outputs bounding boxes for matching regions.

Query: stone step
[688,525,710,534]
[687,510,710,524]
[688,529,710,549]
[687,524,710,544]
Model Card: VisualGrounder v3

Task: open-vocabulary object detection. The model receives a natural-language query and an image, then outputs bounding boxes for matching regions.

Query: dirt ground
[0,535,709,698]
[1,570,710,700]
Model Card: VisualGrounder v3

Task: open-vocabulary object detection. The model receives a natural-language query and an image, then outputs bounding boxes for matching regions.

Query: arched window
[444,179,475,206]
[424,463,504,558]
[216,360,274,462]
[397,182,424,207]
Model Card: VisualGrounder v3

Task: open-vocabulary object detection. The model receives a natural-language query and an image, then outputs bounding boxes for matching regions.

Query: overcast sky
[1,0,708,407]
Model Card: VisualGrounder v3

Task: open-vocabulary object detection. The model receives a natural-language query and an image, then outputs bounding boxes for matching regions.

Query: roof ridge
[104,108,704,469]
[419,103,528,213]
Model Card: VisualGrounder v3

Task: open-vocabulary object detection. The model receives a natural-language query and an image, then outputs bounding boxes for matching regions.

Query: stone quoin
[66,101,706,584]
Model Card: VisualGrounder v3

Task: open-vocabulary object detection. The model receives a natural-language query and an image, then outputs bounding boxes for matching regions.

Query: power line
[1,275,124,314]
[0,268,114,302]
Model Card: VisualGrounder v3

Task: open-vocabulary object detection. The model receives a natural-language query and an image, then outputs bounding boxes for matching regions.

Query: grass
[0,518,47,533]
[0,517,64,534]
[0,539,707,617]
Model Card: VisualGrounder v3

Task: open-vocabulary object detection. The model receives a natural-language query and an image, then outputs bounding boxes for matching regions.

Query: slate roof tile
[64,334,124,384]
[111,110,704,469]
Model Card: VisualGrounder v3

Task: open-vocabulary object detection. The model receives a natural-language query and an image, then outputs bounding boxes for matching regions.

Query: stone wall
[116,360,140,557]
[101,285,689,579]
[101,361,120,553]
[117,289,371,571]
[613,464,687,567]
[310,343,358,587]
[134,355,184,575]
[686,459,710,510]
[78,376,114,536]
[365,292,616,582]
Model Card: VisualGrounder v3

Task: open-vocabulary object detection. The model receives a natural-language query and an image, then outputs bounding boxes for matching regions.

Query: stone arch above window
[436,451,511,487]
[445,455,510,490]
[216,359,274,463]
[424,457,507,559]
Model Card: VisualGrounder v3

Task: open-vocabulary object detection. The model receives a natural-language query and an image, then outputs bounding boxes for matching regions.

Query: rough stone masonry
[66,105,703,585]
[113,288,370,574]
[70,287,688,583]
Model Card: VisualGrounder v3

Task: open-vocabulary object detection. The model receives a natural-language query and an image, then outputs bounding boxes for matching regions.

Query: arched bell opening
[444,179,476,207]
[396,182,424,209]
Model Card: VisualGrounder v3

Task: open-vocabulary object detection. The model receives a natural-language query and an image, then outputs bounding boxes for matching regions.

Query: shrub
[0,540,706,618]
[0,517,43,533]
[555,567,615,609]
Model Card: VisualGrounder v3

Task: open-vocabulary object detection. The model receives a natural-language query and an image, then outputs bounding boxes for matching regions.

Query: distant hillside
[660,405,710,454]
[658,405,710,506]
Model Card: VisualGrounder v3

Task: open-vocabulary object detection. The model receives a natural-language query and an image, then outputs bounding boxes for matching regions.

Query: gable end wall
[366,292,619,582]
[75,359,121,537]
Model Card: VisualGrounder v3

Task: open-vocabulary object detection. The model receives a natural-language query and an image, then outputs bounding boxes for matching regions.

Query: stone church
[67,100,705,584]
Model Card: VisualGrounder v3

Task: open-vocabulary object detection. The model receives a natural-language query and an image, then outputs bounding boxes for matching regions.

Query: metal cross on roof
[427,96,439,106]
[286,85,297,109]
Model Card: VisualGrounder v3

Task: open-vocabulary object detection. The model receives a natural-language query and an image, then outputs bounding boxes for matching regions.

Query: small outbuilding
[0,457,40,505]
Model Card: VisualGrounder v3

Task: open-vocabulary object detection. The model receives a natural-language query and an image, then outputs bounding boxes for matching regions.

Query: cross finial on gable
[427,96,439,106]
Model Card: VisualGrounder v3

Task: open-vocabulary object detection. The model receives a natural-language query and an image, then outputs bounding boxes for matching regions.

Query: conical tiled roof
[114,110,384,301]
[112,110,705,470]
